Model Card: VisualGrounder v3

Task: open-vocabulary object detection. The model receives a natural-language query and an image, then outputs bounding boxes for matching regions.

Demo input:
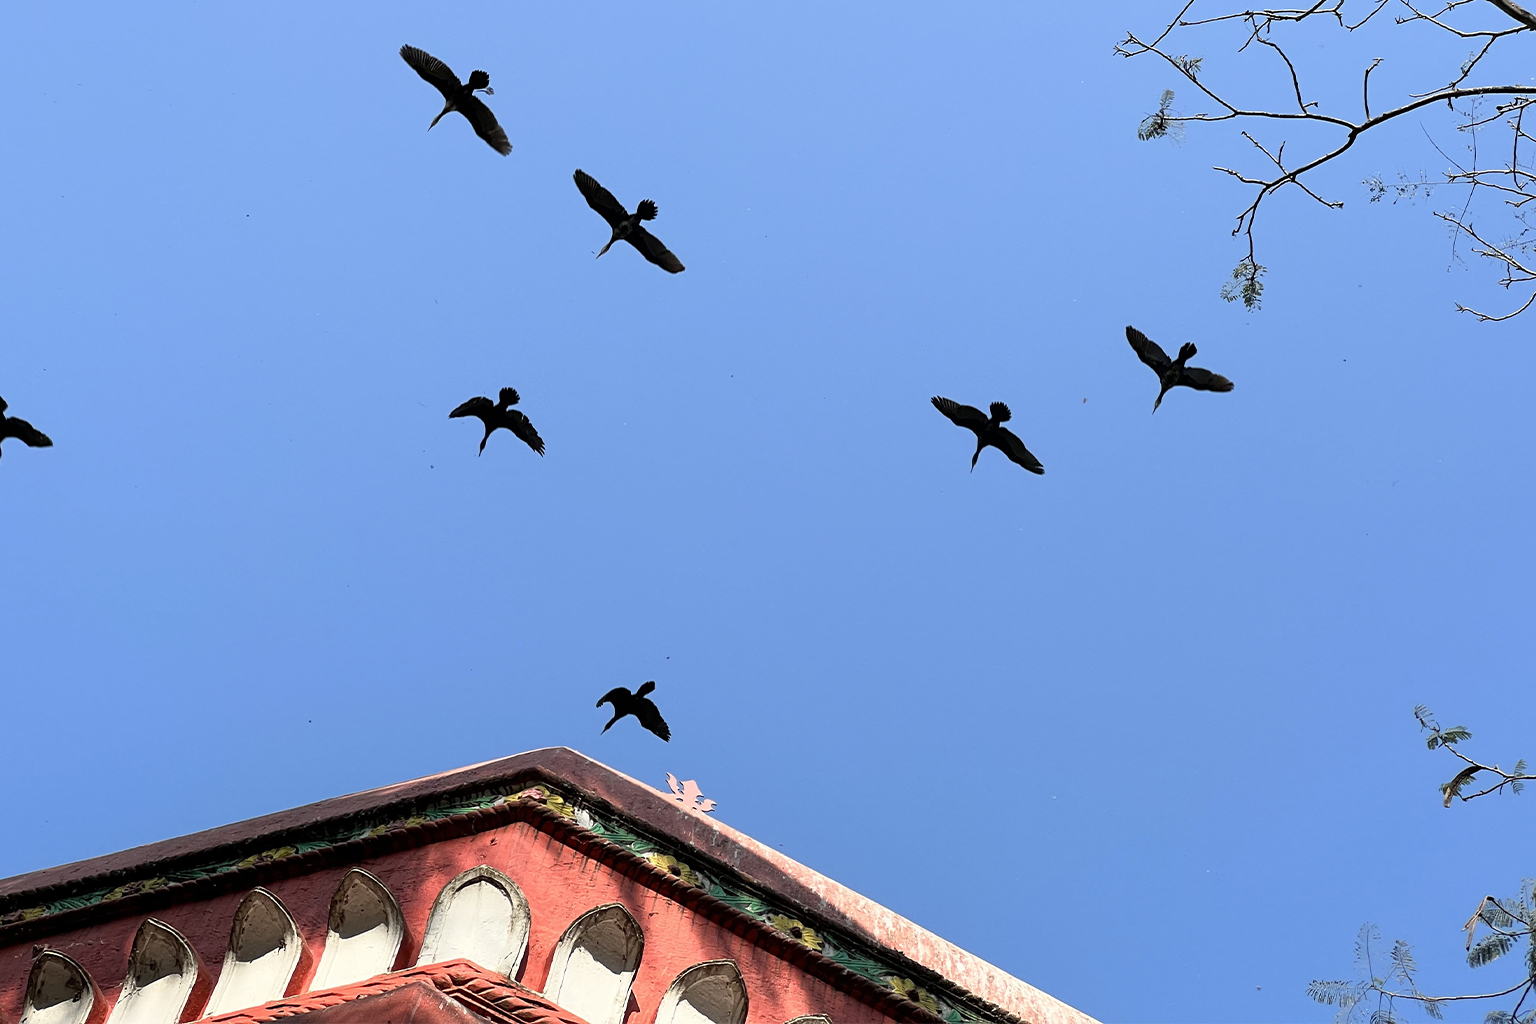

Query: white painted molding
[542,903,644,1024]
[655,960,748,1024]
[202,888,303,1017]
[784,1017,832,1023]
[20,950,96,1024]
[104,919,201,1024]
[309,868,405,991]
[414,865,530,978]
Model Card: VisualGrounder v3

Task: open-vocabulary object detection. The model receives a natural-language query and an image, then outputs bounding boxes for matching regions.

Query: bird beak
[596,240,614,259]
[429,105,450,131]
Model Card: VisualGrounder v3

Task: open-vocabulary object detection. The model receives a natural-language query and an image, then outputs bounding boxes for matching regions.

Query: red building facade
[0,749,1096,1024]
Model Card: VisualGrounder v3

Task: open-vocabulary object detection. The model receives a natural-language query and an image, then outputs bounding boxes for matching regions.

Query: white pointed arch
[784,1017,831,1024]
[414,865,531,978]
[202,888,303,1016]
[541,903,644,1024]
[103,919,201,1024]
[20,950,97,1024]
[310,868,405,990]
[655,960,748,1024]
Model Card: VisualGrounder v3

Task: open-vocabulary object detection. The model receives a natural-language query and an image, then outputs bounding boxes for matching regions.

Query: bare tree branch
[1486,0,1536,30]
[1121,0,1536,317]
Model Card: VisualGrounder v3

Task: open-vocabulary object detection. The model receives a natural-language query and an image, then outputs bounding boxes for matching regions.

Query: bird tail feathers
[1178,342,1197,361]
[467,70,491,91]
[989,401,1012,423]
[636,680,656,697]
[636,199,659,221]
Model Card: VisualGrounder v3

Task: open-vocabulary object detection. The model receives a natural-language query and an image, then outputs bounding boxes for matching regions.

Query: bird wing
[574,170,629,229]
[400,45,461,97]
[2,417,52,447]
[1126,326,1172,374]
[458,94,511,155]
[636,699,672,741]
[931,396,989,431]
[449,396,494,419]
[1180,366,1234,393]
[506,409,545,455]
[996,427,1044,474]
[625,225,685,273]
[596,687,629,708]
[2,417,53,448]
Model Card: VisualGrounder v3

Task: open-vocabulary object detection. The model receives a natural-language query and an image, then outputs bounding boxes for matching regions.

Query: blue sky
[3,4,1535,1022]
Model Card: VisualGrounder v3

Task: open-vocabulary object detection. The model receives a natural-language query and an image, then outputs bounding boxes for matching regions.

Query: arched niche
[542,903,644,1024]
[655,960,748,1024]
[103,919,202,1024]
[309,868,405,991]
[202,888,303,1016]
[414,865,530,978]
[20,950,100,1024]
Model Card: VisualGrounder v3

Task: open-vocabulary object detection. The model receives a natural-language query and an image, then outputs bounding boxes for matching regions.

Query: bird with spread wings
[574,170,685,273]
[931,397,1044,474]
[596,681,672,741]
[1125,326,1234,413]
[400,45,512,155]
[449,387,544,457]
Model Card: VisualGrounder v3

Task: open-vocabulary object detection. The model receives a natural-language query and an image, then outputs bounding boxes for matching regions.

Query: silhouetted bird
[0,397,52,462]
[400,45,511,155]
[597,681,671,741]
[450,387,544,456]
[1125,326,1234,412]
[931,397,1043,474]
[573,170,685,273]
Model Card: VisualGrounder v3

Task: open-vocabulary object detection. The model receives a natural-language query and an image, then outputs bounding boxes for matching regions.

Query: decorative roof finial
[664,773,717,814]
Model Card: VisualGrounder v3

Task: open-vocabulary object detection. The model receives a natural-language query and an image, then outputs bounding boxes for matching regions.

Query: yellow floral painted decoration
[101,877,168,902]
[237,846,298,869]
[545,794,579,819]
[888,976,940,1015]
[767,913,824,951]
[646,853,699,886]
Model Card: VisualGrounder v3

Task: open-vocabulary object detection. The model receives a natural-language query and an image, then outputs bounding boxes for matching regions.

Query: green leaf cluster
[1220,258,1266,309]
[1138,90,1179,141]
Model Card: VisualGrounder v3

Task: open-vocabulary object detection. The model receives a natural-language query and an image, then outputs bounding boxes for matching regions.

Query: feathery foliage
[1172,54,1202,77]
[1138,89,1180,141]
[1220,258,1265,309]
[1390,941,1418,986]
[1309,712,1536,1022]
[1417,706,1531,805]
[1468,932,1515,969]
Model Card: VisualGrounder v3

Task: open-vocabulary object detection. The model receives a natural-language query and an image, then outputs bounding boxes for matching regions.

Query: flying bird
[573,170,685,273]
[0,397,52,462]
[931,397,1043,474]
[596,681,671,741]
[450,387,544,456]
[399,45,512,155]
[1125,326,1234,412]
